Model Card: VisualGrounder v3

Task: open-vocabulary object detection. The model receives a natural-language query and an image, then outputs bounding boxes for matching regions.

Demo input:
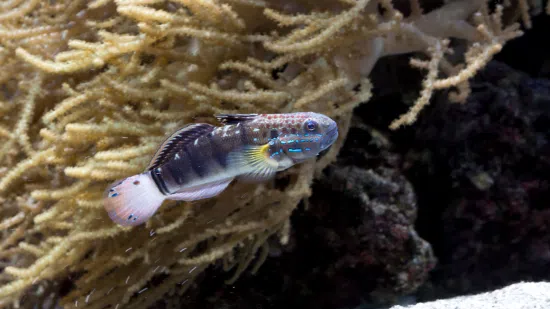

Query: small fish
[103,112,339,226]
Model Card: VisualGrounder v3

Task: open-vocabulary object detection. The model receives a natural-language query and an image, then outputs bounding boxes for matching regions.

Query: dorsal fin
[147,123,215,170]
[214,114,258,125]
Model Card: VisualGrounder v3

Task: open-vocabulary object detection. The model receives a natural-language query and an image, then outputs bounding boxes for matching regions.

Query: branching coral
[0,0,539,308]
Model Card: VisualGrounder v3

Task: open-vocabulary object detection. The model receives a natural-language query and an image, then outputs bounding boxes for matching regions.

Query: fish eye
[305,120,317,131]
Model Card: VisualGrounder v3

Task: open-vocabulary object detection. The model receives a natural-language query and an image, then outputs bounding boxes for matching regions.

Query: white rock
[390,282,550,309]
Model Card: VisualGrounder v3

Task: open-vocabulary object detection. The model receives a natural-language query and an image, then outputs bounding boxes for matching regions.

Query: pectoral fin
[228,144,278,182]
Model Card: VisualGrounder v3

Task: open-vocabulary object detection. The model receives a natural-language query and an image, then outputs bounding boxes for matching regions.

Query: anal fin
[166,178,234,201]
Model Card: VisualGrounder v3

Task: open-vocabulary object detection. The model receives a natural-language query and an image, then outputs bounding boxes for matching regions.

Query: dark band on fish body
[239,123,250,146]
[195,133,224,175]
[166,161,187,186]
[158,149,196,190]
[269,129,278,140]
[148,123,215,170]
[184,144,208,178]
[152,127,240,193]
[150,168,170,195]
[207,132,228,168]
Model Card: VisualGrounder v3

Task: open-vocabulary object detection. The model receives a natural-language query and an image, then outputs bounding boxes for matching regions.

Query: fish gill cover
[0,0,539,308]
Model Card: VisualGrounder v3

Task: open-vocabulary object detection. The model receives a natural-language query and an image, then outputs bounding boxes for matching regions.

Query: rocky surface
[407,60,550,300]
[390,281,550,309]
[357,14,550,302]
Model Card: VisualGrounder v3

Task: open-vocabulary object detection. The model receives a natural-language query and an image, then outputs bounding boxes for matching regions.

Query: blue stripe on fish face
[269,149,282,159]
[278,132,323,161]
[280,133,322,144]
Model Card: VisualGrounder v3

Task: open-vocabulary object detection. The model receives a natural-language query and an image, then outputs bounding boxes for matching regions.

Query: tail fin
[103,172,166,227]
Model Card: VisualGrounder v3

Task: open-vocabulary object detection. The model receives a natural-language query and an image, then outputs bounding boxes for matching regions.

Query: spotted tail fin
[103,172,166,227]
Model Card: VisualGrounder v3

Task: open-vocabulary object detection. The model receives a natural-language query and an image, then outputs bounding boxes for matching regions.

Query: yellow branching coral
[0,0,539,308]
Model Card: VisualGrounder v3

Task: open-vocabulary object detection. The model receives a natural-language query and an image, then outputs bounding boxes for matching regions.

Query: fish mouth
[320,126,338,150]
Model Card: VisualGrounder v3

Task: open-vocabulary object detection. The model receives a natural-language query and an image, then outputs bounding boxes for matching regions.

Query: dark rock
[403,60,550,299]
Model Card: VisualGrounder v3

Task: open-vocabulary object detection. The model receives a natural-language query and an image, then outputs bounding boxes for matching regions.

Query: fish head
[279,112,338,162]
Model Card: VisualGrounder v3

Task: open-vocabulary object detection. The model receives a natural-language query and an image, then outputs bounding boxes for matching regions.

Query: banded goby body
[103,112,339,226]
